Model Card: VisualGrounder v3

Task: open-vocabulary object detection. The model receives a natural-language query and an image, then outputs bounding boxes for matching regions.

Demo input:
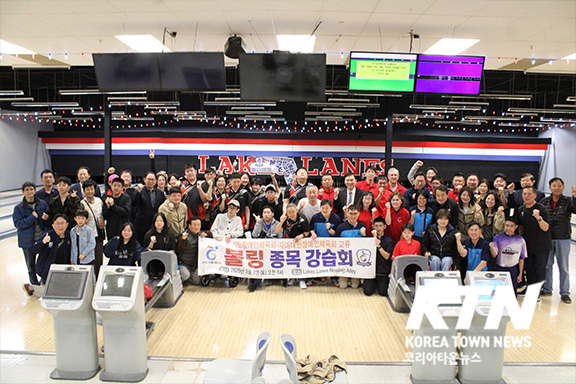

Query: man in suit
[69,166,101,199]
[334,172,366,220]
[132,171,166,244]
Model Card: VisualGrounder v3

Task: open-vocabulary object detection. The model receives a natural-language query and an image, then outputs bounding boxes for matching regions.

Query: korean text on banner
[198,238,376,279]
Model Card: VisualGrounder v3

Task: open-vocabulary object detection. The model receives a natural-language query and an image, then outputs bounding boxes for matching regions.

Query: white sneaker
[287,279,296,286]
[299,280,307,289]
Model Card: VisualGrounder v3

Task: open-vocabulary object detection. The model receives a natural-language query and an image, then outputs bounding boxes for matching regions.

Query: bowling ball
[144,284,153,301]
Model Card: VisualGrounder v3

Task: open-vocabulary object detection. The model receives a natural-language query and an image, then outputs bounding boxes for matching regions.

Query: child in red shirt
[391,223,422,275]
[392,223,421,258]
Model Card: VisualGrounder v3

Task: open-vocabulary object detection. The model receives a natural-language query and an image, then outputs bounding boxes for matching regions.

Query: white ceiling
[0,0,575,73]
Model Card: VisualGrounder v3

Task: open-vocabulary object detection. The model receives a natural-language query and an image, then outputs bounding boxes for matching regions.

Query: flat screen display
[44,271,88,300]
[349,52,417,92]
[101,274,135,297]
[158,52,226,91]
[239,52,326,102]
[93,53,162,92]
[415,55,484,95]
[474,278,508,302]
[419,277,462,304]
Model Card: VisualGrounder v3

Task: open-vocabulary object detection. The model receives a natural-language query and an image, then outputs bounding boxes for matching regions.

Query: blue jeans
[22,247,39,285]
[543,239,571,295]
[429,256,453,271]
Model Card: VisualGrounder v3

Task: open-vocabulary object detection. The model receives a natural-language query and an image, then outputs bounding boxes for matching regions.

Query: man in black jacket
[334,172,366,220]
[103,177,132,240]
[429,185,459,229]
[540,178,576,304]
[515,186,551,292]
[132,172,166,244]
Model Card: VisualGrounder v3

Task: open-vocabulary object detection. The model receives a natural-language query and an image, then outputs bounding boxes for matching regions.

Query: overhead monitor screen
[415,55,484,95]
[158,52,226,91]
[93,53,162,92]
[101,274,135,298]
[44,271,88,300]
[474,277,508,302]
[349,52,417,92]
[239,52,326,102]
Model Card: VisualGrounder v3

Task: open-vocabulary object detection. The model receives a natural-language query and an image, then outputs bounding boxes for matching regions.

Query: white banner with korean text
[198,237,377,279]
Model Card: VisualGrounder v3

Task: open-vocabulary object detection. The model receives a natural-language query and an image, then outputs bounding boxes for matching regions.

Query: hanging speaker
[224,35,246,59]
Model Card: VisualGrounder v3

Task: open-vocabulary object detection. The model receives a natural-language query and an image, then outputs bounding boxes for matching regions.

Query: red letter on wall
[237,156,254,174]
[320,158,340,176]
[198,156,209,173]
[341,158,361,175]
[218,156,234,174]
[301,157,319,176]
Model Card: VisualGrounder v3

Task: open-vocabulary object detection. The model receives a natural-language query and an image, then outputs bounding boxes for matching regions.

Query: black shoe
[540,290,552,296]
[201,275,211,287]
[283,279,288,287]
[229,277,239,288]
[248,283,258,292]
[561,295,572,304]
[516,284,527,295]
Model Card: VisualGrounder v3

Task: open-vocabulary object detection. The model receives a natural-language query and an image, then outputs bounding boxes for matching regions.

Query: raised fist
[325,222,331,230]
[498,206,505,212]
[168,202,175,211]
[415,160,424,167]
[455,232,462,241]
[182,232,188,240]
[360,227,366,236]
[385,201,391,209]
[137,184,143,193]
[150,236,156,244]
[32,211,38,218]
[507,183,515,193]
[475,204,482,214]
[532,209,540,219]
[372,207,378,214]
[107,167,116,174]
[42,212,49,221]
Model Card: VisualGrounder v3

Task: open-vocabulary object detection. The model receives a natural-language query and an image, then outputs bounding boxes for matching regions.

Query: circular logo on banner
[206,245,219,260]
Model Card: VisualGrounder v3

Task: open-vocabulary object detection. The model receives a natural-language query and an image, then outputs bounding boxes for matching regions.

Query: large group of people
[13,158,576,304]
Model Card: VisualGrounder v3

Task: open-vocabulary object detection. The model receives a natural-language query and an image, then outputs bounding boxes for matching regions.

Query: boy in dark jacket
[14,182,49,293]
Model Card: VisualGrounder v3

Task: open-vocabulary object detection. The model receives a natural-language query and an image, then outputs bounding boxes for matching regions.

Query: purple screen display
[415,55,484,94]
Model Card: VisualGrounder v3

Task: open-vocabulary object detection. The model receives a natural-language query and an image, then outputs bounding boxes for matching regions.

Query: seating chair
[279,334,347,384]
[203,331,271,384]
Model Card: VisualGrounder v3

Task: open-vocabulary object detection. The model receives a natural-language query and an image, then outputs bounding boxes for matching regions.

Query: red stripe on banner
[41,137,548,150]
[393,141,548,150]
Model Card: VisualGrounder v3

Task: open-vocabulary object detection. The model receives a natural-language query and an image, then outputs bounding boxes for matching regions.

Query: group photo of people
[14,156,576,304]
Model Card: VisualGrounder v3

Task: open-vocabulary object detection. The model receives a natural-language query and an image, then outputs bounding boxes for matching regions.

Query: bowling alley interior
[1,1,576,383]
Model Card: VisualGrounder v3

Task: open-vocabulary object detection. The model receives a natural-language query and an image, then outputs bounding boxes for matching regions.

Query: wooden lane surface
[1,237,575,363]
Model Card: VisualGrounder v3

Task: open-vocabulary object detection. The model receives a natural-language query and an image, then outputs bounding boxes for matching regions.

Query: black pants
[525,252,548,286]
[363,275,390,296]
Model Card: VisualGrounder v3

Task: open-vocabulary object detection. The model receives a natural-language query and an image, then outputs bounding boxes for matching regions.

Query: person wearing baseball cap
[210,199,244,241]
[252,184,282,221]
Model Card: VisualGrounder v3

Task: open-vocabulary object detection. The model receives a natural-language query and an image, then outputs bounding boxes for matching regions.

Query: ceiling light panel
[115,35,171,53]
[277,35,316,53]
[424,38,480,55]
